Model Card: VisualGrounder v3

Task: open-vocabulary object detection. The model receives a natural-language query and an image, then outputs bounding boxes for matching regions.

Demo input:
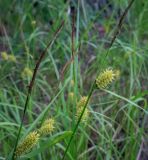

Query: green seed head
[15,131,39,157]
[38,118,55,136]
[96,68,116,89]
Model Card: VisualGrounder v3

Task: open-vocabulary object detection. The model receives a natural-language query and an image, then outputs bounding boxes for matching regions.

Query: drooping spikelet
[76,96,89,122]
[15,131,39,157]
[38,118,55,136]
[96,68,116,89]
[1,51,8,60]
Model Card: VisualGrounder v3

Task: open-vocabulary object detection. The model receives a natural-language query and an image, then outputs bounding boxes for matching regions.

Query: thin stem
[62,82,96,160]
[105,0,135,59]
[11,21,65,160]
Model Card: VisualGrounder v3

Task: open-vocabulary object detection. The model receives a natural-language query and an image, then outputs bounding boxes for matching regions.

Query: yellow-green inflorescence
[76,96,90,122]
[21,67,33,78]
[15,118,55,157]
[1,51,9,60]
[1,51,17,62]
[96,68,118,89]
[15,131,40,157]
[38,118,55,136]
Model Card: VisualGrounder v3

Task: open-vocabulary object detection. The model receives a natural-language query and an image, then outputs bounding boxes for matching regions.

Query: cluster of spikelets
[15,118,55,158]
[38,118,55,136]
[15,68,119,157]
[15,131,39,157]
[1,52,34,79]
[95,68,119,89]
[76,96,89,122]
[75,68,120,123]
[1,51,16,62]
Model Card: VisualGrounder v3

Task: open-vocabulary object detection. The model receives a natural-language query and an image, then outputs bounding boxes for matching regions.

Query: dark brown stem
[100,0,135,68]
[108,0,135,51]
[61,6,76,80]
[71,6,76,57]
[11,21,64,160]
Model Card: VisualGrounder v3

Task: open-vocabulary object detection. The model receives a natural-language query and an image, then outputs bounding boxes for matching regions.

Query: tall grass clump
[0,0,148,160]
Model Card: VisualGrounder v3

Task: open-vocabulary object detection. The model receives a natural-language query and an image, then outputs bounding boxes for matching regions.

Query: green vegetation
[0,0,148,160]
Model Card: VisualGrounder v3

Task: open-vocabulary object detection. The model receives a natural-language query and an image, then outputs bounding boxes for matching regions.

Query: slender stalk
[61,5,77,80]
[62,82,96,160]
[105,0,135,59]
[11,21,65,160]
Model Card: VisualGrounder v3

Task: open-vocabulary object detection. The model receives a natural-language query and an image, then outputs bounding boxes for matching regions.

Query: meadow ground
[0,0,148,160]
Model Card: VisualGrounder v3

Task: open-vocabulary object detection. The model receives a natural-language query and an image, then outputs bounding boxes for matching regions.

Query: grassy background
[0,0,148,159]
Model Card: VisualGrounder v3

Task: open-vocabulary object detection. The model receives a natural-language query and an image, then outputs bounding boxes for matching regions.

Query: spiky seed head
[1,51,9,60]
[15,131,39,157]
[76,96,89,122]
[77,96,88,108]
[39,118,55,136]
[76,107,89,122]
[96,68,116,89]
